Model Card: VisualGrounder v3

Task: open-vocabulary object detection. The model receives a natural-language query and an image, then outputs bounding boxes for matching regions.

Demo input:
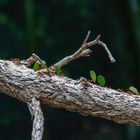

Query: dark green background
[0,0,140,140]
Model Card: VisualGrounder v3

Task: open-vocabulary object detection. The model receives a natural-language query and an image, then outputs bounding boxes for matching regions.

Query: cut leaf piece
[129,86,139,94]
[97,75,106,86]
[40,59,46,65]
[90,70,96,83]
[40,59,49,72]
[55,67,62,75]
[33,60,41,71]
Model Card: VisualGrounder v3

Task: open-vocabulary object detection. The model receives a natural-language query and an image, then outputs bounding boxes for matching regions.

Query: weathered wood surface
[0,60,140,127]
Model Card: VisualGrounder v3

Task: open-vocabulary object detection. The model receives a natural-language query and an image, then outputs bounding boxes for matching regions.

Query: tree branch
[0,60,140,127]
[28,98,44,140]
[54,32,115,68]
[0,32,138,140]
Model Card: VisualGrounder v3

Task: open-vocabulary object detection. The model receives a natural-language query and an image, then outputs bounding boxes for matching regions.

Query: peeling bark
[0,60,140,127]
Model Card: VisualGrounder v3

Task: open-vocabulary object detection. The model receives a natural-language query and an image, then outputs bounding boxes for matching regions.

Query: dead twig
[21,53,41,67]
[54,31,115,68]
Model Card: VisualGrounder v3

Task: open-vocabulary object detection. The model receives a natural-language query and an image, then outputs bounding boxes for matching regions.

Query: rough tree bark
[0,32,139,140]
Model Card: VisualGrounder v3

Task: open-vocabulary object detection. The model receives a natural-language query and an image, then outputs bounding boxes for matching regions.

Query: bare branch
[83,30,91,44]
[54,32,115,68]
[0,60,140,127]
[97,39,116,63]
[28,98,44,140]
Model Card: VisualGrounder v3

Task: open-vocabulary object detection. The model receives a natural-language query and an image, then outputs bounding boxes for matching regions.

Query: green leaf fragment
[40,59,46,65]
[55,67,62,75]
[129,86,139,94]
[32,59,49,72]
[33,60,41,71]
[40,59,49,72]
[97,75,106,86]
[90,70,96,83]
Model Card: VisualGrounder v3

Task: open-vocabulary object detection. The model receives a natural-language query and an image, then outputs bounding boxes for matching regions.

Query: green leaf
[90,70,96,83]
[33,60,41,71]
[55,67,62,75]
[129,86,139,94]
[97,75,106,86]
[40,59,46,65]
[40,59,49,72]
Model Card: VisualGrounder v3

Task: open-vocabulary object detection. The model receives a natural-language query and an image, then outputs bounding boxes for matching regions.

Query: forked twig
[54,31,115,68]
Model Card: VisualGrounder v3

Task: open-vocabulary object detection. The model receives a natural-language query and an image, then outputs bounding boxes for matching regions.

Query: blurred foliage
[0,0,140,140]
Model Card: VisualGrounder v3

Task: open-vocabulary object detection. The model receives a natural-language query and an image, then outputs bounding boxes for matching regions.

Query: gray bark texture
[28,98,44,140]
[0,59,140,127]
